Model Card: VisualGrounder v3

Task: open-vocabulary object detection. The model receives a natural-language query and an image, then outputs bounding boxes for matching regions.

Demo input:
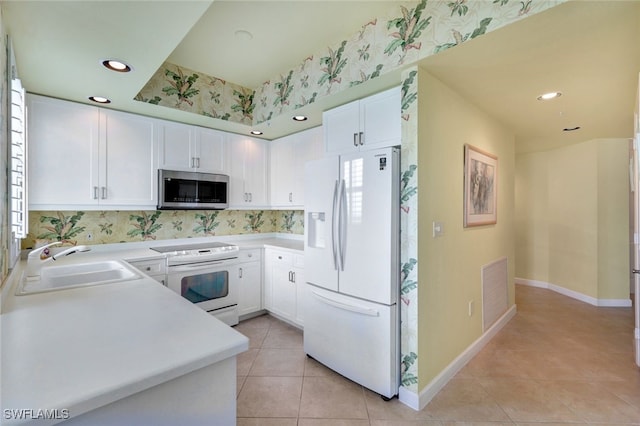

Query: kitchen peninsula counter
[1,233,303,424]
[1,260,249,425]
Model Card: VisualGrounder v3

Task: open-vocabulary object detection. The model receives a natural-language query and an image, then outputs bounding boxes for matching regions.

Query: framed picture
[464,144,497,227]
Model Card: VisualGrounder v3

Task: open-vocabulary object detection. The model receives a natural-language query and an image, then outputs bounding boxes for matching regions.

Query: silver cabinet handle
[239,267,243,278]
[633,269,640,274]
[101,186,107,199]
[289,192,293,202]
[359,131,364,145]
[353,133,358,147]
[93,186,99,200]
[248,192,252,202]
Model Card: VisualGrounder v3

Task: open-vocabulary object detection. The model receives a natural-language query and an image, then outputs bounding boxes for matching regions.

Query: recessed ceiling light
[88,96,111,104]
[250,130,263,135]
[537,92,562,101]
[563,126,581,132]
[102,59,132,73]
[292,115,308,122]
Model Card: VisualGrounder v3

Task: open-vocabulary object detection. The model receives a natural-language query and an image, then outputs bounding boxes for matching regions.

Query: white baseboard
[398,304,517,411]
[515,278,632,307]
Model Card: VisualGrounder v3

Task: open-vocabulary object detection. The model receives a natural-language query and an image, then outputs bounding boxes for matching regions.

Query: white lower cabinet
[235,249,263,318]
[126,258,167,285]
[264,248,304,327]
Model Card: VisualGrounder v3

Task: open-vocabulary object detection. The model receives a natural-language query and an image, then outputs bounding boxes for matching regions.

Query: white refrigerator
[303,146,400,399]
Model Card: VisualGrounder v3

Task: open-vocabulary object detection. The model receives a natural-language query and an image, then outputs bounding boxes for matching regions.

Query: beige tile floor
[234,284,640,425]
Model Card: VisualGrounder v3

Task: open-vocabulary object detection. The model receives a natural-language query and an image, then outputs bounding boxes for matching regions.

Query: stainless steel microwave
[157,170,229,210]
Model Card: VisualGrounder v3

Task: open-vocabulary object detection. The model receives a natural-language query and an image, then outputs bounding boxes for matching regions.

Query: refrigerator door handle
[311,290,380,317]
[338,179,347,271]
[331,180,339,270]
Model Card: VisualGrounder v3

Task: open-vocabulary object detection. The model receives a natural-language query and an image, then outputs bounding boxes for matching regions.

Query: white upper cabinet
[323,86,401,154]
[27,94,157,210]
[28,94,100,207]
[158,121,226,174]
[227,134,269,209]
[270,126,323,209]
[101,110,157,206]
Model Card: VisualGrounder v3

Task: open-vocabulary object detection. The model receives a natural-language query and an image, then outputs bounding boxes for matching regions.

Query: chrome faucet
[26,242,92,278]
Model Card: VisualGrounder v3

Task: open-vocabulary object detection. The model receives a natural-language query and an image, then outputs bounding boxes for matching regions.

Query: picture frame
[464,144,498,227]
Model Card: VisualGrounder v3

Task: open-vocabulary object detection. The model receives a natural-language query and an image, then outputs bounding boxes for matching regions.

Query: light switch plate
[433,221,444,238]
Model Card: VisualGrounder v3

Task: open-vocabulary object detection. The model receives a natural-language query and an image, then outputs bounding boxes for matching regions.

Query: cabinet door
[27,95,100,207]
[360,86,401,150]
[293,265,306,326]
[237,261,262,316]
[227,135,269,208]
[323,100,360,154]
[271,262,297,322]
[270,134,296,206]
[195,127,226,173]
[291,126,323,206]
[157,120,196,171]
[271,126,323,208]
[101,110,157,206]
[226,134,247,207]
[244,137,269,207]
[265,250,297,323]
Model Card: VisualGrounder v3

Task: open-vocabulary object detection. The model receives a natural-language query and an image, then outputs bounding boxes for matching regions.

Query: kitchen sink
[17,260,142,295]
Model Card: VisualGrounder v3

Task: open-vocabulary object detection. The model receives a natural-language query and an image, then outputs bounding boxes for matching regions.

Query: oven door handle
[168,261,232,273]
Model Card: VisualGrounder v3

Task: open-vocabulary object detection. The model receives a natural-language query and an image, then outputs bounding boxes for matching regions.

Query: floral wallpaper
[399,66,419,390]
[135,0,564,128]
[23,210,303,248]
[135,62,254,125]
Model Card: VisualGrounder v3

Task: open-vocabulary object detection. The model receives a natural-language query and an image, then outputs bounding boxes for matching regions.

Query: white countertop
[0,235,303,425]
[52,232,304,260]
[3,275,248,424]
[1,233,302,424]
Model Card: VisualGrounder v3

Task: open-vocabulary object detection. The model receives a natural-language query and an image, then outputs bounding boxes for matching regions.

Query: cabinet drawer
[128,258,166,275]
[267,250,293,264]
[238,249,261,263]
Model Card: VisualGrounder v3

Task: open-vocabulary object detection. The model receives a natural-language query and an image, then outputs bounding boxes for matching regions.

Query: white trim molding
[515,278,632,307]
[398,305,517,411]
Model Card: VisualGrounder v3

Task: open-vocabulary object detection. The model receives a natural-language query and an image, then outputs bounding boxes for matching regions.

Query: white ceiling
[420,0,640,153]
[3,0,639,152]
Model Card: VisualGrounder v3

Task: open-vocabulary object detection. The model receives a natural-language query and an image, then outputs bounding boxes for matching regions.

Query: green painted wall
[515,139,630,301]
[416,69,515,388]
